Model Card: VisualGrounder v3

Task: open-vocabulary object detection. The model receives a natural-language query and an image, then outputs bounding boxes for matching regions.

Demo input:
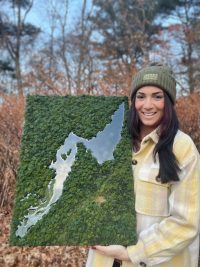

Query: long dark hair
[128,92,180,183]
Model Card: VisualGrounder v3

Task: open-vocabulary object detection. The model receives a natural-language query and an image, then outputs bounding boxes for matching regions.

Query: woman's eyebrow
[137,91,163,95]
[136,92,145,95]
[152,92,164,95]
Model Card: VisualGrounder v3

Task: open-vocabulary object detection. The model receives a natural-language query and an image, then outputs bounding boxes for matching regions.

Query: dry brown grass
[0,93,25,209]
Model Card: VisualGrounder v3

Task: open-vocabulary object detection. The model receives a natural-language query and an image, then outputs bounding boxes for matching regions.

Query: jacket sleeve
[127,138,200,266]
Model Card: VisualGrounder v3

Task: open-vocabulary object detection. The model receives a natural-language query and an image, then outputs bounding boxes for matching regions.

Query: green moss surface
[10,95,136,246]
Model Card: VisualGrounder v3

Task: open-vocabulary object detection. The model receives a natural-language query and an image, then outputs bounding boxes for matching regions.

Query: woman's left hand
[92,245,130,261]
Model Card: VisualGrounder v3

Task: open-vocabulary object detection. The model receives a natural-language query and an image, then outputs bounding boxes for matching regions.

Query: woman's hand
[92,245,130,261]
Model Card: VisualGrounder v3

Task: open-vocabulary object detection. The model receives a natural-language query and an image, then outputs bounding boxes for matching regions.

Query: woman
[86,64,200,267]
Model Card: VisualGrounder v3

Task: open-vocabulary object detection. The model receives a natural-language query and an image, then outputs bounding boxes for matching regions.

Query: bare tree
[175,1,199,93]
[49,0,73,94]
[46,0,94,95]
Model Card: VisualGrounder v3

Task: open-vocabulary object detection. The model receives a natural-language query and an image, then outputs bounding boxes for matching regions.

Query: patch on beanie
[143,73,158,81]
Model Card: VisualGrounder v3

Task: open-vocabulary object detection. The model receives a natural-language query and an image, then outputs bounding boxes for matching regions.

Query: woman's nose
[143,98,153,108]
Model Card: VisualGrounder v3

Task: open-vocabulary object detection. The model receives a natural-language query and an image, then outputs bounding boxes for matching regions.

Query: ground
[0,208,87,267]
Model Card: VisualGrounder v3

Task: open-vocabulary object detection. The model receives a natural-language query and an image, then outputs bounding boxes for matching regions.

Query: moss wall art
[10,95,136,246]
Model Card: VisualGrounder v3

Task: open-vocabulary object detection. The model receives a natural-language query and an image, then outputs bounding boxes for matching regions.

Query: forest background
[0,0,200,266]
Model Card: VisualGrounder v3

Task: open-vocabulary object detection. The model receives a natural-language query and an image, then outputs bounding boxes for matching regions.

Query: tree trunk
[76,0,87,94]
[16,1,23,96]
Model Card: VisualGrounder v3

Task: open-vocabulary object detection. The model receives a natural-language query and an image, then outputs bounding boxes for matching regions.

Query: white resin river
[16,102,125,238]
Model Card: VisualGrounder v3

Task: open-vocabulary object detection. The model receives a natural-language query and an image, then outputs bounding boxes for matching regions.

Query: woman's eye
[154,95,164,99]
[136,95,144,99]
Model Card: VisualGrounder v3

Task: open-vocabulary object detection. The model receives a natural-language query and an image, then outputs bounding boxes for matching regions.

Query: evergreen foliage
[89,0,159,63]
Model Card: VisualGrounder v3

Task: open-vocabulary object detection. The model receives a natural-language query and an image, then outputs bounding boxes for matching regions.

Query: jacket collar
[142,128,160,144]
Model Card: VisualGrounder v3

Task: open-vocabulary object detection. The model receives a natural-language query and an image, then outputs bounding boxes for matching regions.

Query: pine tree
[0,0,40,95]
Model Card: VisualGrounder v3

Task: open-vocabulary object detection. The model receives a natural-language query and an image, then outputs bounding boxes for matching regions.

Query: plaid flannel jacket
[86,130,200,267]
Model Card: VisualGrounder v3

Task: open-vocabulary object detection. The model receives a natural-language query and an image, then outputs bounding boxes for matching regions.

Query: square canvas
[10,95,136,246]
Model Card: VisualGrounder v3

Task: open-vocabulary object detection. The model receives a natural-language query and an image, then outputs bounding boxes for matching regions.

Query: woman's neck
[140,126,156,141]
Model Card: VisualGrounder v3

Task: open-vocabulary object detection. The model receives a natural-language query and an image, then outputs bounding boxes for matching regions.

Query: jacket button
[132,159,138,165]
[139,262,146,267]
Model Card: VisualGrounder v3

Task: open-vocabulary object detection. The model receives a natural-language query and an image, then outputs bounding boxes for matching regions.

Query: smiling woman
[87,64,200,267]
[135,86,165,138]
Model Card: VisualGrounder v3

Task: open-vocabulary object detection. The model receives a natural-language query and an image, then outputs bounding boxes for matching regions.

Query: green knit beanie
[131,65,176,104]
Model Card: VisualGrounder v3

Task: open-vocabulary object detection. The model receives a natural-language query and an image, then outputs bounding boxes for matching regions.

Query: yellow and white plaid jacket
[86,130,200,267]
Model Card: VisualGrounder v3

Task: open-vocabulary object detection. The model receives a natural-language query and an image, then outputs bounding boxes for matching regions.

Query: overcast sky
[27,0,92,34]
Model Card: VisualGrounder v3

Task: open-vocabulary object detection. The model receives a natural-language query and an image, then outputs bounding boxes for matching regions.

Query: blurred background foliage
[0,0,199,96]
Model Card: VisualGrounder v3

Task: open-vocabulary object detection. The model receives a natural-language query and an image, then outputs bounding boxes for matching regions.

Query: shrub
[176,92,200,152]
[0,93,25,209]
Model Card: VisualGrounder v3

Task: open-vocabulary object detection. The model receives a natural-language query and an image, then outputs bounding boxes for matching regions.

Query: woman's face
[135,86,165,132]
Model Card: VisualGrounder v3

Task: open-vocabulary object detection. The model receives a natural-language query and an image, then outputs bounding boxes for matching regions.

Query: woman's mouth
[142,112,156,117]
